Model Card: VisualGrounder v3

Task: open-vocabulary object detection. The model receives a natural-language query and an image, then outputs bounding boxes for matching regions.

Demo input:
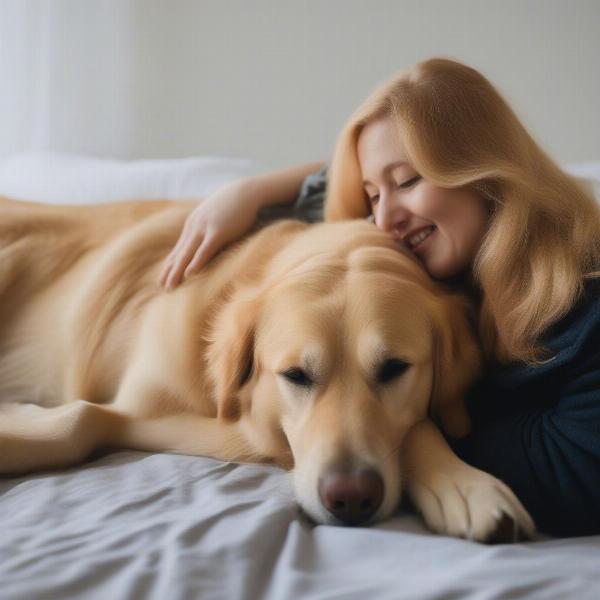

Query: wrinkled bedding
[1,452,599,600]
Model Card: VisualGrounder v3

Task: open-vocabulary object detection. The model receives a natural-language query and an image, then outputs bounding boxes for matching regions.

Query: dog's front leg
[110,412,268,465]
[0,401,267,476]
[402,419,535,542]
[0,401,127,475]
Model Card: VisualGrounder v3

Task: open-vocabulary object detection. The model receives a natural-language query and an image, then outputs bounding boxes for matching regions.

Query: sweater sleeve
[451,338,600,537]
[293,164,327,223]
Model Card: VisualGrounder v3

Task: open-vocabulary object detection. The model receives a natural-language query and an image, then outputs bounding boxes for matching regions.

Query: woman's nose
[375,195,410,233]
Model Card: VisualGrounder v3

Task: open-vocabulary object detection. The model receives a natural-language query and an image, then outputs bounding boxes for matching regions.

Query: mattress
[1,154,600,600]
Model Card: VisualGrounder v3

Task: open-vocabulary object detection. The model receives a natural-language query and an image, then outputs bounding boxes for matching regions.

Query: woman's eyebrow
[362,161,409,186]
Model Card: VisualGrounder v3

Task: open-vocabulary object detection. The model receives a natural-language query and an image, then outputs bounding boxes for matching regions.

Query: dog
[0,196,534,541]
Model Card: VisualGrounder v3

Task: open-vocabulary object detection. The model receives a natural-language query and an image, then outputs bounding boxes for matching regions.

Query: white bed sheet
[1,154,600,599]
[1,452,599,600]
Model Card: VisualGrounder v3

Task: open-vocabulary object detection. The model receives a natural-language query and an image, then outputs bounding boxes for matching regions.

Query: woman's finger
[184,236,220,277]
[159,230,192,286]
[159,263,173,287]
[165,234,205,289]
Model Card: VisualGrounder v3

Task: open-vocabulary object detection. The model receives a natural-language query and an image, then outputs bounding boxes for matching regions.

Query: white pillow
[0,153,262,204]
[0,153,598,206]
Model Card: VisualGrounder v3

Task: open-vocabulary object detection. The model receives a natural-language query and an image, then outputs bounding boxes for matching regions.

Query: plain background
[0,0,598,168]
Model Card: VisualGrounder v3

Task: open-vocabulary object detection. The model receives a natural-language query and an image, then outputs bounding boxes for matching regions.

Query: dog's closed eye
[377,358,410,384]
[280,367,314,388]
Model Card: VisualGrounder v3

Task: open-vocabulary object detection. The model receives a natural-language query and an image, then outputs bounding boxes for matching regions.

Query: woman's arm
[247,161,327,210]
[160,161,326,288]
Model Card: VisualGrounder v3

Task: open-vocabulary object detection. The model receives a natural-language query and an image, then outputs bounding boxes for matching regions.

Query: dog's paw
[409,466,535,543]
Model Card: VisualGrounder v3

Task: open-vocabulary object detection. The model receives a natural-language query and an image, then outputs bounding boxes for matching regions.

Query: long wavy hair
[325,57,600,364]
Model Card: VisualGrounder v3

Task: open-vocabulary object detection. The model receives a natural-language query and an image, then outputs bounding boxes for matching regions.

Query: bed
[1,153,600,600]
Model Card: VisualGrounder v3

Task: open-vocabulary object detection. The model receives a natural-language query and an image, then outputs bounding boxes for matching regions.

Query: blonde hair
[325,57,600,365]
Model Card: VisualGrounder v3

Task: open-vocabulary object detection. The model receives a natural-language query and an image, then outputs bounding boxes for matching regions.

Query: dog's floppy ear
[429,293,482,439]
[207,289,261,421]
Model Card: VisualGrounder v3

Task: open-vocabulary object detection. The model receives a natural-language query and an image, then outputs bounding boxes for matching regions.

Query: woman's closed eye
[398,175,421,189]
[366,175,421,207]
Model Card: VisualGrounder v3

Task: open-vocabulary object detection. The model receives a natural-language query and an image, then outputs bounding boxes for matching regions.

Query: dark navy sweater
[452,277,600,537]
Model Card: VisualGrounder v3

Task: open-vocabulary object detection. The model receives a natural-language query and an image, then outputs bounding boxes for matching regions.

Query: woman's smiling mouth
[407,226,436,249]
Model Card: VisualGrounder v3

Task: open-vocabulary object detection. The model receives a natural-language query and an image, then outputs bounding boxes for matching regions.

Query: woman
[160,58,600,536]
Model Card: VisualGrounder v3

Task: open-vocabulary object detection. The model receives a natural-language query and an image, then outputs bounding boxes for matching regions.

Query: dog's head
[207,221,481,526]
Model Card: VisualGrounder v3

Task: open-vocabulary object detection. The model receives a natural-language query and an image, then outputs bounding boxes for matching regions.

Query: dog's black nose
[318,468,384,525]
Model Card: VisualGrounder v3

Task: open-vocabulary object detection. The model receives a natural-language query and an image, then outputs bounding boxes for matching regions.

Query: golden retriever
[0,196,534,541]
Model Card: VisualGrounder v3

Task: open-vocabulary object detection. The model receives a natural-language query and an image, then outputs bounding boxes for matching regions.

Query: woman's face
[357,117,490,280]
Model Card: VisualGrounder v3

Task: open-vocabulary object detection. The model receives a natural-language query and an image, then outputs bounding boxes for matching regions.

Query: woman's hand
[159,180,259,289]
[159,161,325,289]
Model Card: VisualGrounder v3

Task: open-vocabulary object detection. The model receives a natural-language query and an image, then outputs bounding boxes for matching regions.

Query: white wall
[1,0,599,168]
